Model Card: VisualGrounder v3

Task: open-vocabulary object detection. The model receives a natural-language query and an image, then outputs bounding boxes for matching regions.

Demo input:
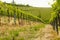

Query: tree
[26,4,30,7]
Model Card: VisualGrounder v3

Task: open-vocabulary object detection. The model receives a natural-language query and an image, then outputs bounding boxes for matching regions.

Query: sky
[1,0,54,7]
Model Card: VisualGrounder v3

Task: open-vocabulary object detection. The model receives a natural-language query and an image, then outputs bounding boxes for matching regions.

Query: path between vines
[34,24,58,40]
[0,16,60,40]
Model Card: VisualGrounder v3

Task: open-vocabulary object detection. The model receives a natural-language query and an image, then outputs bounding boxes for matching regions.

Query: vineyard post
[26,15,28,24]
[0,9,3,25]
[52,20,56,30]
[29,16,31,26]
[58,11,60,26]
[21,13,24,26]
[59,14,60,26]
[52,13,59,34]
[51,17,59,34]
[18,12,20,25]
[17,8,20,25]
[0,8,1,25]
[55,17,59,34]
[26,14,28,25]
[11,10,12,21]
[7,9,10,23]
[12,0,16,25]
[14,10,16,25]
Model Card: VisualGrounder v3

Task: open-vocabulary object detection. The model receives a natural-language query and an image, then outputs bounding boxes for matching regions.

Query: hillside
[9,3,52,22]
[0,2,52,23]
[0,1,60,40]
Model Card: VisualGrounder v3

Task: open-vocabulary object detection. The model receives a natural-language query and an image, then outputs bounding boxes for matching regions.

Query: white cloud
[1,0,54,7]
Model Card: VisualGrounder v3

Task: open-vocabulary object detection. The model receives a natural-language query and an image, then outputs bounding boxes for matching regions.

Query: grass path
[33,24,57,40]
[0,16,58,40]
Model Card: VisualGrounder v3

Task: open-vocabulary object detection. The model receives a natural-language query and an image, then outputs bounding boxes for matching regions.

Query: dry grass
[0,16,41,27]
[0,16,45,40]
[0,16,58,40]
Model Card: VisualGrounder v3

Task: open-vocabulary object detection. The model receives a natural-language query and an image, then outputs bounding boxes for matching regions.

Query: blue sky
[1,0,54,7]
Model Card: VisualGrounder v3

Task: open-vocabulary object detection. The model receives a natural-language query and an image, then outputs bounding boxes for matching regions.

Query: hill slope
[0,1,52,23]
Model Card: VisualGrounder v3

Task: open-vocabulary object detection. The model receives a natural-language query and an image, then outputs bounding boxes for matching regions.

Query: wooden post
[7,9,10,23]
[0,8,1,25]
[50,19,56,30]
[55,17,58,34]
[58,13,60,26]
[51,17,59,34]
[52,20,56,30]
[58,10,60,26]
[20,13,24,26]
[14,12,16,25]
[26,14,27,25]
[17,12,20,25]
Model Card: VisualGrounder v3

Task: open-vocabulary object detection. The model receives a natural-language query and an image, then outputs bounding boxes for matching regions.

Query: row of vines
[0,1,45,26]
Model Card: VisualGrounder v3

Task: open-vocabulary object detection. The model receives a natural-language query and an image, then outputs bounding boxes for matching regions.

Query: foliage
[0,1,53,23]
[0,1,47,23]
[49,0,60,23]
